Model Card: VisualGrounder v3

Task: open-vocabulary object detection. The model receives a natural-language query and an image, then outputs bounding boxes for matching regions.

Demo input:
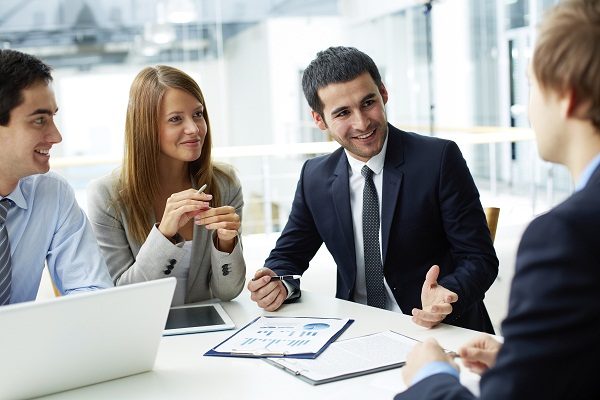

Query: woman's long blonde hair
[118,65,232,243]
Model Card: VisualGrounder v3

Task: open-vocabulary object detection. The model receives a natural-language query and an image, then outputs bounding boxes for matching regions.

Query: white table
[40,291,482,399]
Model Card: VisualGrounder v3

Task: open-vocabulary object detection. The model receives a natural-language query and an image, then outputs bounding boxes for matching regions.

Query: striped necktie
[0,199,13,305]
[361,166,386,309]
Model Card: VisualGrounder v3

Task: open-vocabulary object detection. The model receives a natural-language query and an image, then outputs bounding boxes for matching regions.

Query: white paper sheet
[213,316,351,356]
[267,330,418,383]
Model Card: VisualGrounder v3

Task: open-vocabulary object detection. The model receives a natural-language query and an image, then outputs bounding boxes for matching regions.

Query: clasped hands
[248,263,498,387]
[402,334,502,386]
[404,266,500,385]
[157,188,240,252]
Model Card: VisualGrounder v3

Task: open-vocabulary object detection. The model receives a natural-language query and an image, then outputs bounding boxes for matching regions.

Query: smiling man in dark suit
[247,46,498,333]
[397,1,600,398]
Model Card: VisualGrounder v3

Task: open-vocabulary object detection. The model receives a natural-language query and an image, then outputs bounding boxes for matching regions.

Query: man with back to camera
[0,49,112,305]
[397,0,600,398]
[247,46,499,333]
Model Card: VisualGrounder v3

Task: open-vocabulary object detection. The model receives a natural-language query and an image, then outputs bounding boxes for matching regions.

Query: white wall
[51,61,224,159]
[224,23,272,146]
[222,17,343,228]
[432,0,473,128]
[340,0,420,22]
[265,17,342,144]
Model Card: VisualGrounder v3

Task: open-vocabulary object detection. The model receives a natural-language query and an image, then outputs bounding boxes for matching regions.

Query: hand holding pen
[268,274,301,282]
[193,184,241,253]
[250,272,301,283]
[157,184,212,239]
[456,333,501,375]
[402,338,460,386]
[247,268,299,312]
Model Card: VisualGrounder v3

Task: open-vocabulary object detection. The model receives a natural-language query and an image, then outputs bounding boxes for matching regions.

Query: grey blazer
[86,168,246,303]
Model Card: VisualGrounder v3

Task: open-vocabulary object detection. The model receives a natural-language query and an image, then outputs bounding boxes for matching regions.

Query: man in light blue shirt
[0,49,112,305]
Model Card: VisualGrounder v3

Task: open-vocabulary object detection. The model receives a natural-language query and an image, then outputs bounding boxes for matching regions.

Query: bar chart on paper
[208,316,352,357]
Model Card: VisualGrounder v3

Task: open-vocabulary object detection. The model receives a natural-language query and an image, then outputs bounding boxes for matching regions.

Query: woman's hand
[195,205,241,253]
[158,189,211,239]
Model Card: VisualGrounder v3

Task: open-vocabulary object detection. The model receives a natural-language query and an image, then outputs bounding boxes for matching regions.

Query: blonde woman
[87,66,245,305]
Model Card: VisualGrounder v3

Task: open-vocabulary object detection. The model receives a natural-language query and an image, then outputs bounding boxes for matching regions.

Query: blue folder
[204,316,354,359]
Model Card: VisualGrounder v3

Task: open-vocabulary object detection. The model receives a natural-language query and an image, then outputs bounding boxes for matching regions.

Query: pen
[269,275,301,282]
[447,350,461,359]
[197,183,208,194]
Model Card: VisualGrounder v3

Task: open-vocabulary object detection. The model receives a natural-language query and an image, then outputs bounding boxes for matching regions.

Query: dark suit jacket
[266,124,498,332]
[395,164,600,399]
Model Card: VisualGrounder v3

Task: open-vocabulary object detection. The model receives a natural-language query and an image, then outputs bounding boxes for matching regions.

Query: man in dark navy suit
[247,46,498,333]
[397,1,600,398]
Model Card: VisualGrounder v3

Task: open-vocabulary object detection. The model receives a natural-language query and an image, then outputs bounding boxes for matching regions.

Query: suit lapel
[381,126,405,264]
[331,151,357,260]
[585,162,600,188]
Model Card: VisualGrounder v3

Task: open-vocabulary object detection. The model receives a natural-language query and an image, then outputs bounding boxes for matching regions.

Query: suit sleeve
[394,374,474,400]
[208,172,246,301]
[264,160,324,290]
[398,208,600,400]
[436,141,498,322]
[86,176,186,285]
[476,210,598,399]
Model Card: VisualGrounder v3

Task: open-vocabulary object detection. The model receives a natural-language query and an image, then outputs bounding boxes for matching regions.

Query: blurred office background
[3,0,565,331]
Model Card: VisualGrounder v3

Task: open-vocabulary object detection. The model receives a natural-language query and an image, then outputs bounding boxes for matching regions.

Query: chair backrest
[484,207,500,243]
[52,281,61,297]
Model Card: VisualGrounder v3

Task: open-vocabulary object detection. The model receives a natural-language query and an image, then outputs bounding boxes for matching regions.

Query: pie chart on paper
[303,323,330,330]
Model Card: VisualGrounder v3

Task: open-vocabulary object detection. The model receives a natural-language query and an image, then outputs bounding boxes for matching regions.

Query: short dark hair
[301,46,382,118]
[0,49,53,126]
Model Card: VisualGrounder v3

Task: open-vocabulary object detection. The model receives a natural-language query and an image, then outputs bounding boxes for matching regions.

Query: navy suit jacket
[266,124,498,333]
[395,164,600,399]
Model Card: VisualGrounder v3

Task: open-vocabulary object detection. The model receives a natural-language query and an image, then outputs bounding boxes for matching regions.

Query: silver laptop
[0,277,176,400]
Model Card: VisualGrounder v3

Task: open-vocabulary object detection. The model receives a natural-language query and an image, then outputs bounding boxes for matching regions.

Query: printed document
[211,316,352,356]
[265,330,419,384]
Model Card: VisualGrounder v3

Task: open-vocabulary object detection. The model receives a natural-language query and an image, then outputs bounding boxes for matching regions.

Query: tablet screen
[163,303,235,335]
[166,305,224,329]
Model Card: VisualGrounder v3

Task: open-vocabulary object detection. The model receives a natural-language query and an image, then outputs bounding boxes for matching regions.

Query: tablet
[164,303,235,336]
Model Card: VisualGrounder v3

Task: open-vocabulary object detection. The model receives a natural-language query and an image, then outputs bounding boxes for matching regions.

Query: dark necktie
[0,199,13,305]
[361,166,386,309]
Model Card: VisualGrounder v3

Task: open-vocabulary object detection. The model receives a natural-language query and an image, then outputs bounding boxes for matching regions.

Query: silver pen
[269,275,301,282]
[197,183,208,194]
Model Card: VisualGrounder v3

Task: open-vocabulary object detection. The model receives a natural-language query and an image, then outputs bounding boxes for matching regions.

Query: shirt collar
[575,152,600,191]
[1,179,28,210]
[345,133,388,176]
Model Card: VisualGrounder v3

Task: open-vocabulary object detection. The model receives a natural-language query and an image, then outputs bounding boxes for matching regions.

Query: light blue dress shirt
[1,172,113,304]
[410,360,459,385]
[575,152,600,191]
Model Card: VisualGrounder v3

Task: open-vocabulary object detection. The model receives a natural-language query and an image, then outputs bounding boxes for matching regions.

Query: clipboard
[263,330,419,384]
[204,316,354,359]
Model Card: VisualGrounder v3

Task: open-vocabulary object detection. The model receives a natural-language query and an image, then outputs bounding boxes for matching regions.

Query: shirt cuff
[411,361,459,386]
